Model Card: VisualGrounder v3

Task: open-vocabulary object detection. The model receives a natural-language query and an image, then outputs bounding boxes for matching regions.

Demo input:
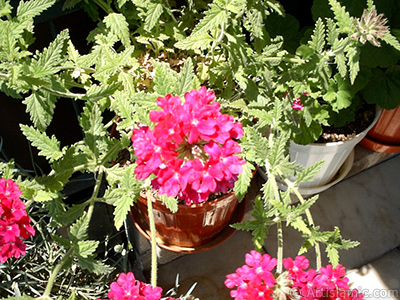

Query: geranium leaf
[362,67,400,110]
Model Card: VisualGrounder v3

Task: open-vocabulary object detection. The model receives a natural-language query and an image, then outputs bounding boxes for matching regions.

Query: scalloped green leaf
[20,125,63,162]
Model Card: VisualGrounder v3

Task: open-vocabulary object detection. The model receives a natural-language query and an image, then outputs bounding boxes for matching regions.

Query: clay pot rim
[137,189,238,210]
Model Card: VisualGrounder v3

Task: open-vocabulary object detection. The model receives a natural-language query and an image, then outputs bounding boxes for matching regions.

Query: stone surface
[154,230,260,300]
[347,248,400,300]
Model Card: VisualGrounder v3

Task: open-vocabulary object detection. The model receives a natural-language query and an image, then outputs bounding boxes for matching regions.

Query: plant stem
[92,0,114,14]
[146,188,158,287]
[277,220,283,274]
[265,159,285,273]
[42,248,74,298]
[284,178,322,270]
[40,167,104,298]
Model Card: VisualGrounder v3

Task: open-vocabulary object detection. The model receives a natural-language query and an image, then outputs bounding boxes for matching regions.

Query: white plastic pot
[290,108,381,188]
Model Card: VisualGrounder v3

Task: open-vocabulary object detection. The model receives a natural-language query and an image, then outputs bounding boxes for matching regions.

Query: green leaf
[75,240,99,258]
[362,67,400,109]
[295,160,325,184]
[234,161,255,201]
[109,192,136,230]
[82,82,121,101]
[104,13,131,47]
[111,90,136,120]
[241,127,269,164]
[29,30,69,78]
[153,61,178,95]
[79,102,104,137]
[382,32,400,52]
[56,203,87,225]
[0,0,12,17]
[175,33,214,51]
[22,91,57,131]
[20,125,63,161]
[77,256,114,275]
[159,194,178,213]
[328,0,354,34]
[45,146,80,192]
[105,165,142,229]
[17,0,56,21]
[291,217,312,235]
[326,245,339,266]
[292,119,322,145]
[232,196,272,251]
[33,190,54,202]
[69,212,90,242]
[0,160,15,179]
[308,18,325,53]
[191,3,228,36]
[145,3,163,32]
[176,58,197,97]
[347,46,360,84]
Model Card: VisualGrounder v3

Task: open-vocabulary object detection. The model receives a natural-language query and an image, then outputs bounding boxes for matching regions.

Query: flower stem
[41,167,104,298]
[265,159,285,273]
[277,220,283,274]
[146,188,158,287]
[284,178,322,270]
[42,248,74,298]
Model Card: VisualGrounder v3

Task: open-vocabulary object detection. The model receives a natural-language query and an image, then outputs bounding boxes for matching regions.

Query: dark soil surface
[316,104,376,143]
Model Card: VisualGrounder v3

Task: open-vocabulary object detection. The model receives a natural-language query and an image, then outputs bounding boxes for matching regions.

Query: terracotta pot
[360,106,400,153]
[130,191,241,250]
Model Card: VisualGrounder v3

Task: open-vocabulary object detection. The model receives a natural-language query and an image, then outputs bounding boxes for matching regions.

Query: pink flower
[284,256,363,300]
[107,272,162,300]
[131,87,245,205]
[225,251,277,300]
[98,272,182,300]
[0,178,35,263]
[292,98,304,111]
[226,253,365,300]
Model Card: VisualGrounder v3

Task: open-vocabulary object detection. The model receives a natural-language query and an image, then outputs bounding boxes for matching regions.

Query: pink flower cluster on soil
[0,178,35,263]
[97,272,179,300]
[131,87,245,205]
[225,251,365,300]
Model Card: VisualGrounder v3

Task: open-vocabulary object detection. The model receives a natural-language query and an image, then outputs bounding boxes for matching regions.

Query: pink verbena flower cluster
[283,256,364,300]
[225,250,277,299]
[97,272,179,300]
[225,251,364,300]
[0,178,35,263]
[131,87,245,205]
